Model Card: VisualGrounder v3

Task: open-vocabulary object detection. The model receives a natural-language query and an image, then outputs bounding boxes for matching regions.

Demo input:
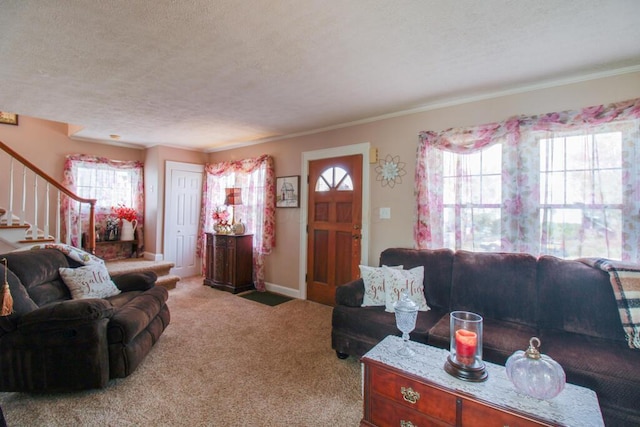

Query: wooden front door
[307,155,363,306]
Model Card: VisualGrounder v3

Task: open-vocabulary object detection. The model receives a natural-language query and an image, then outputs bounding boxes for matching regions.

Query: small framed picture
[0,112,18,126]
[276,175,300,208]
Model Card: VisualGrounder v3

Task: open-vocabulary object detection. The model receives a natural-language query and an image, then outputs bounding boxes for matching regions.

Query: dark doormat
[239,291,293,306]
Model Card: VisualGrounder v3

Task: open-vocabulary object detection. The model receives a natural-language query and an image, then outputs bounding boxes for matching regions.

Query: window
[442,144,502,251]
[200,155,276,291]
[315,166,353,192]
[62,155,144,246]
[75,164,139,209]
[539,131,624,259]
[416,98,640,262]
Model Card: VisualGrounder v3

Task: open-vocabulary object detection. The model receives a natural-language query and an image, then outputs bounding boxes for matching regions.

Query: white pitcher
[121,219,138,241]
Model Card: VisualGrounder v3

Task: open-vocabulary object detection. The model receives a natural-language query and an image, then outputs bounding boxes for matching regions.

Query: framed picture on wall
[276,175,300,208]
[0,112,18,126]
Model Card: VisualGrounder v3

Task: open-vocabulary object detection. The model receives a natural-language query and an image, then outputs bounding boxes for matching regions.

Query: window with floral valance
[62,155,144,246]
[198,155,276,291]
[415,98,640,263]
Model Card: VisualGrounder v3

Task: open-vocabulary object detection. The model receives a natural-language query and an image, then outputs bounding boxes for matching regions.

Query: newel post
[87,202,96,255]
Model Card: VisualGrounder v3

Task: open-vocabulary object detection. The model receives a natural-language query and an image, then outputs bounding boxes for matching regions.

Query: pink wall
[0,116,145,179]
[209,72,640,294]
[1,72,639,296]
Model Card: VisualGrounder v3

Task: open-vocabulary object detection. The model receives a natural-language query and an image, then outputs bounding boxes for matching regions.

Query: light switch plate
[379,207,391,219]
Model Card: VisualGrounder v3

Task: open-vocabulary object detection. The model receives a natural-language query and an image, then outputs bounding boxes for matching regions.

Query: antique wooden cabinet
[204,232,253,293]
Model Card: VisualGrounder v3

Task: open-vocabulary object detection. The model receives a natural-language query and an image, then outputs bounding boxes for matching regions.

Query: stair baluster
[0,139,96,254]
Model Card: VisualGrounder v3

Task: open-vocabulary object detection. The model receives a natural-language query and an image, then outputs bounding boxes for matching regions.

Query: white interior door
[164,161,203,278]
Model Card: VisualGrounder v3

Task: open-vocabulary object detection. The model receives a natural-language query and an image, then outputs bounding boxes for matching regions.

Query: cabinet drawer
[370,364,457,425]
[370,394,452,427]
[214,235,237,249]
[461,399,550,427]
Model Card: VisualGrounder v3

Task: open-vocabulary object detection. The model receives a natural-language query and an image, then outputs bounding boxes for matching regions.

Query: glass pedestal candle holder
[394,290,418,357]
[444,311,488,382]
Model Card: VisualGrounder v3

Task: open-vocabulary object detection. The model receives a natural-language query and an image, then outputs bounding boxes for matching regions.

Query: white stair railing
[0,139,96,253]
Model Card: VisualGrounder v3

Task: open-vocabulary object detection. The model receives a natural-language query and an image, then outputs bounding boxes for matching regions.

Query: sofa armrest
[335,278,365,307]
[111,271,158,292]
[18,299,114,334]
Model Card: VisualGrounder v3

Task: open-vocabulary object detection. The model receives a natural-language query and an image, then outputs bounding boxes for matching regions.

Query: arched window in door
[314,166,353,192]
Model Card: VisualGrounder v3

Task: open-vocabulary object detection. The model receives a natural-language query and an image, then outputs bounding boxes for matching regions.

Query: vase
[233,220,245,235]
[121,219,137,241]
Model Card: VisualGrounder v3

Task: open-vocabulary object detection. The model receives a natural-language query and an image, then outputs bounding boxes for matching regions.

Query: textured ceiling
[0,0,639,151]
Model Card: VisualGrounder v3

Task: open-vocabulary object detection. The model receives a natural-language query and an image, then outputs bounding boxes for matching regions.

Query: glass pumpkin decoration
[505,337,566,399]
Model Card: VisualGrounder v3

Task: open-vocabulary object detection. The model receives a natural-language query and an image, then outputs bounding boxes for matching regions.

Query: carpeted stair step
[155,274,181,290]
[105,259,179,290]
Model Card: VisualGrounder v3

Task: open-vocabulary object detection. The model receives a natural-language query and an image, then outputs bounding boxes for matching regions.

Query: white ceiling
[1,1,639,152]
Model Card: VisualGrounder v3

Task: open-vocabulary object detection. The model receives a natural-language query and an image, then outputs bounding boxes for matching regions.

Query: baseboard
[143,252,164,261]
[264,281,300,299]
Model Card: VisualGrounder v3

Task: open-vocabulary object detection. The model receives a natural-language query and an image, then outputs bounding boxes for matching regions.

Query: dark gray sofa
[0,248,170,392]
[331,248,640,426]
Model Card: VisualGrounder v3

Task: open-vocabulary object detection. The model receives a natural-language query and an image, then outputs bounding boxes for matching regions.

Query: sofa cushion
[332,304,446,351]
[0,264,37,316]
[335,279,365,307]
[106,286,168,345]
[450,251,538,327]
[59,264,121,299]
[428,314,537,365]
[383,266,429,312]
[540,330,640,418]
[537,255,626,342]
[1,249,72,306]
[379,248,454,312]
[111,271,157,293]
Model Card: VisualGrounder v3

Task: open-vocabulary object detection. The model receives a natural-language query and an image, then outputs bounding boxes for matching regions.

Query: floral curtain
[198,155,276,291]
[62,155,144,247]
[415,98,640,262]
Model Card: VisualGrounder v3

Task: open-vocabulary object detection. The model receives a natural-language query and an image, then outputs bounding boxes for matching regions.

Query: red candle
[455,329,477,358]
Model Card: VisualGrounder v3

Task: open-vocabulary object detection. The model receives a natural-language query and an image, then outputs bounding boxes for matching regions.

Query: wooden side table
[361,336,604,427]
[204,232,253,293]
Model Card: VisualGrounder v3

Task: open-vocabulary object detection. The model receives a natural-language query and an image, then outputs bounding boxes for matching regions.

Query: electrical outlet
[379,207,391,219]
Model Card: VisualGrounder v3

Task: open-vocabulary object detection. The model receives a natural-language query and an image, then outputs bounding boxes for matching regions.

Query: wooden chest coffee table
[361,336,604,427]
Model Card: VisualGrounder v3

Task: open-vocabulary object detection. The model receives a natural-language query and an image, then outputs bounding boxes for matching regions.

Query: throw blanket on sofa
[580,258,640,349]
[14,243,104,266]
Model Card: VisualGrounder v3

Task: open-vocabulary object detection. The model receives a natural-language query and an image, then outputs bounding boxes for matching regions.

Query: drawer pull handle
[400,421,416,427]
[400,386,420,404]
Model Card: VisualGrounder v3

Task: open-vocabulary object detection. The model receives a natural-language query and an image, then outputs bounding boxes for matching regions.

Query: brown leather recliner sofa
[332,248,640,426]
[0,248,170,392]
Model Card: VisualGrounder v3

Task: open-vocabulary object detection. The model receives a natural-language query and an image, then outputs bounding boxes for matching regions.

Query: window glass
[539,131,623,259]
[76,166,137,209]
[442,146,502,251]
[315,167,353,192]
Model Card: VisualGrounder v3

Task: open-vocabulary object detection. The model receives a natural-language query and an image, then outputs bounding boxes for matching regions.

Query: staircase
[0,208,56,252]
[105,258,180,290]
[0,139,180,289]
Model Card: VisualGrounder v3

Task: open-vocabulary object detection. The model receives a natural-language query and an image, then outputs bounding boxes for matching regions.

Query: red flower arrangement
[212,207,231,225]
[112,204,137,222]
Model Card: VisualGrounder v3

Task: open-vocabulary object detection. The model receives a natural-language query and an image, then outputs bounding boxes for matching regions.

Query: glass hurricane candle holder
[444,311,488,382]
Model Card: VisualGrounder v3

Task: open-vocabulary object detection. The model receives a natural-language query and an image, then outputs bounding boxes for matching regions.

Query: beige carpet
[0,277,363,426]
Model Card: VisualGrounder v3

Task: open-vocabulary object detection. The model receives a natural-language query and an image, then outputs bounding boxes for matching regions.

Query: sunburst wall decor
[375,154,406,188]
